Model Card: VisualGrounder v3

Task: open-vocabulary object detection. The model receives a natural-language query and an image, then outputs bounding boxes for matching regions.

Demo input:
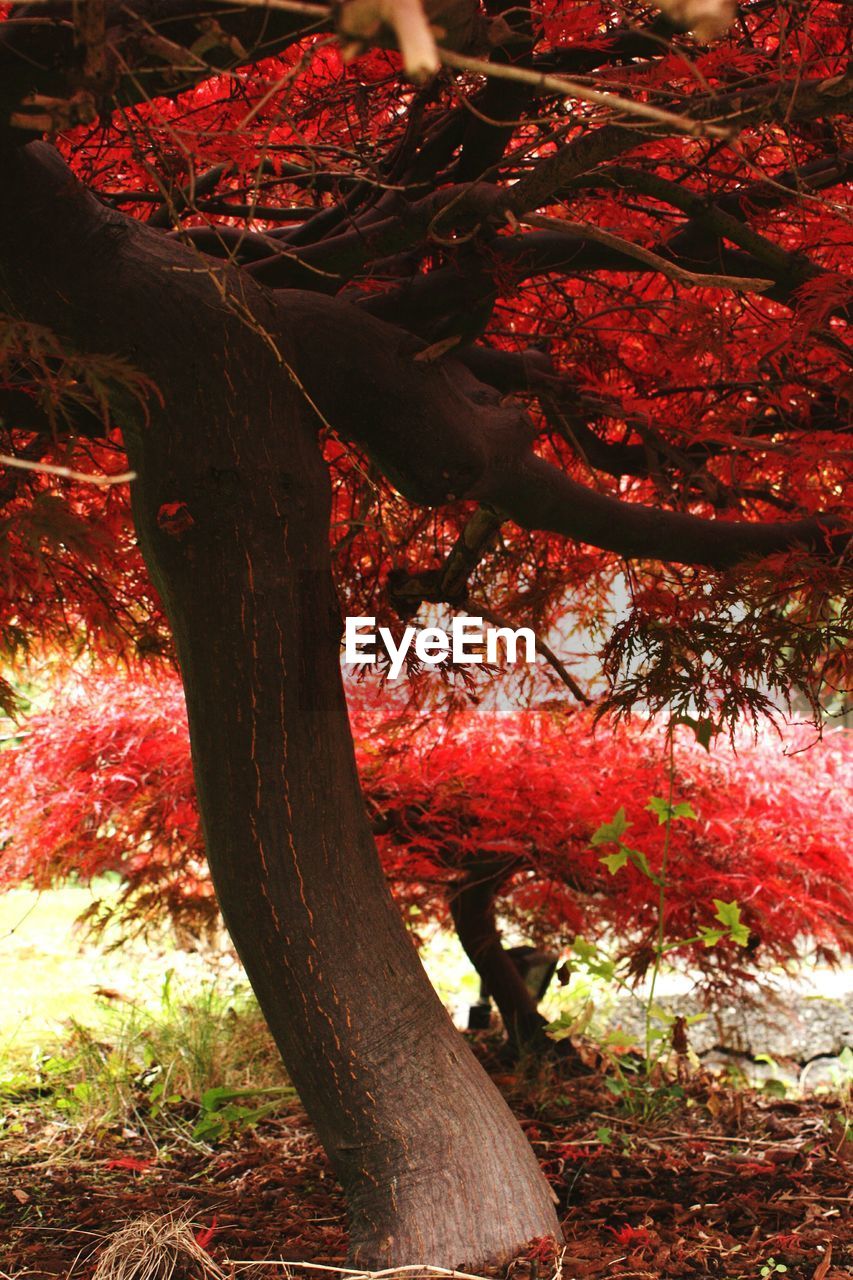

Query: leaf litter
[1,1050,849,1280]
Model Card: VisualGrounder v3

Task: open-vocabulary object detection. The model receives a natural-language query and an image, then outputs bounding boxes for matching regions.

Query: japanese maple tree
[1,673,850,1050]
[0,0,850,1265]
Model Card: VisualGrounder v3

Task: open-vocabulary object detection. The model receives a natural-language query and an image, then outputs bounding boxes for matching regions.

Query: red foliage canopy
[2,675,849,992]
[0,0,850,727]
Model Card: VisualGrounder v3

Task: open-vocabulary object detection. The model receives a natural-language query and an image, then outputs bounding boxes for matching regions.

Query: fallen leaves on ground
[1,1056,849,1280]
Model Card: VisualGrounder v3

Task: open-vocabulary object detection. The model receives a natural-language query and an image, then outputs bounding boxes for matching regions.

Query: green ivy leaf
[600,849,628,875]
[591,807,630,846]
[645,796,670,824]
[645,796,698,825]
[623,845,662,883]
[569,936,616,980]
[713,899,750,946]
[571,936,596,962]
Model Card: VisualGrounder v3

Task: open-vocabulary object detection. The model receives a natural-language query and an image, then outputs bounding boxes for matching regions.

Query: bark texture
[450,863,548,1051]
[0,142,559,1266]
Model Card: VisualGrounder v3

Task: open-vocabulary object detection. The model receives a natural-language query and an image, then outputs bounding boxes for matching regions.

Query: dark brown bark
[0,140,560,1268]
[449,862,551,1052]
[131,395,560,1267]
[0,0,324,130]
[279,291,844,566]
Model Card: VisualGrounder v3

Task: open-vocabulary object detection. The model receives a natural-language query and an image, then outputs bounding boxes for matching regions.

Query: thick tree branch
[245,183,506,289]
[345,146,850,334]
[1,143,843,577]
[567,167,819,290]
[352,222,799,343]
[448,860,547,1052]
[506,72,852,215]
[387,504,504,615]
[0,0,327,132]
[283,291,845,568]
[484,456,843,567]
[0,0,483,133]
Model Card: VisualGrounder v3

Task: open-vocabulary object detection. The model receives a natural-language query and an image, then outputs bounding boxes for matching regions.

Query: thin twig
[438,48,733,140]
[471,600,591,705]
[230,1264,495,1280]
[0,454,136,486]
[516,212,774,293]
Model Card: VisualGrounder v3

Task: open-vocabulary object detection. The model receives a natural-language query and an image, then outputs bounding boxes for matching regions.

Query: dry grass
[90,1213,226,1280]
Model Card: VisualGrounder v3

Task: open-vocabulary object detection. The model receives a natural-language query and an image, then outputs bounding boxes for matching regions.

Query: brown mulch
[1,1058,850,1280]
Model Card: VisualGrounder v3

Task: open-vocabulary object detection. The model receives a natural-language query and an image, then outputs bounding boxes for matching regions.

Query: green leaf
[571,936,597,962]
[545,1013,575,1041]
[603,1029,639,1051]
[591,807,630,846]
[713,899,740,927]
[571,935,616,980]
[600,849,628,875]
[200,1085,238,1113]
[645,796,697,825]
[595,1126,612,1145]
[645,796,670,824]
[624,845,660,882]
[713,899,751,946]
[199,1083,292,1112]
[762,1079,787,1098]
[698,926,725,948]
[648,1004,675,1025]
[835,1045,853,1081]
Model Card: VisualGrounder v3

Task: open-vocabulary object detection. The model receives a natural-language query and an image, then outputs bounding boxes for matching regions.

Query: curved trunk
[129,430,560,1266]
[450,863,551,1053]
[0,142,560,1268]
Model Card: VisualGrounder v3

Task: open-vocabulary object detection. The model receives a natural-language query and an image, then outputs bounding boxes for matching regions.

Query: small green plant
[760,1258,788,1277]
[0,973,289,1146]
[753,1053,789,1098]
[550,720,751,1116]
[192,1083,296,1141]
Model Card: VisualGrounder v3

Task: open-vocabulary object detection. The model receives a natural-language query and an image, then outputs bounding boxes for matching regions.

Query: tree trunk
[450,863,552,1054]
[0,142,560,1268]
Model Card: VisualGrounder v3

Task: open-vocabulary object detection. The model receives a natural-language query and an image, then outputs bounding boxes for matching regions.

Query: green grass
[0,885,485,1144]
[0,884,611,1146]
[0,883,243,1056]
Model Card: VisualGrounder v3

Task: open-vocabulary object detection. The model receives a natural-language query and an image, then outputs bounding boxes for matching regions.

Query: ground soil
[1,1043,850,1280]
